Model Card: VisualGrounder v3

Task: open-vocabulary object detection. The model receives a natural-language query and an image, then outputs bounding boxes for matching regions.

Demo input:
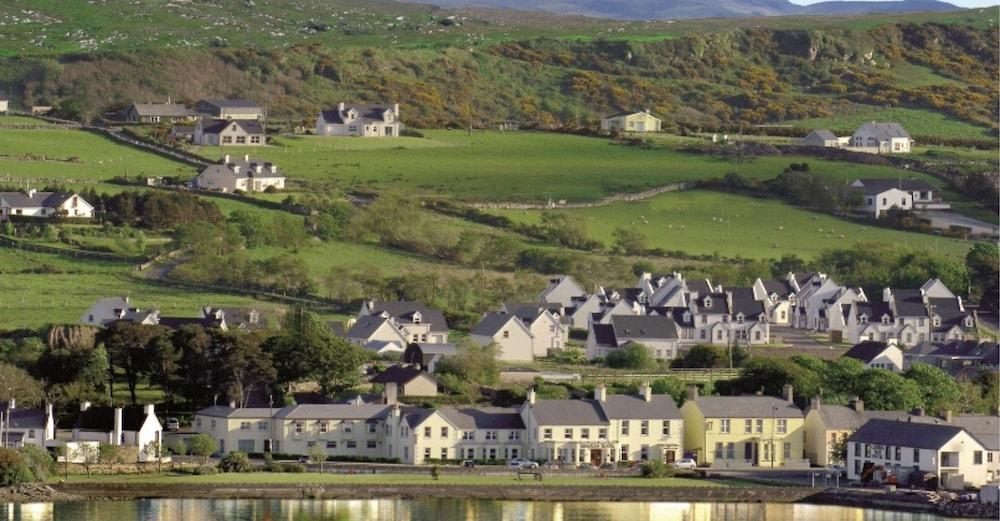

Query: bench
[517,470,543,481]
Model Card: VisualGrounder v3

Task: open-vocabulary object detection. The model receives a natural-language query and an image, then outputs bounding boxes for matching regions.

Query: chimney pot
[223,154,230,163]
[594,383,607,402]
[810,396,821,411]
[7,399,14,410]
[144,404,155,417]
[852,398,864,413]
[243,154,250,162]
[686,384,699,402]
[229,401,237,409]
[527,388,536,406]
[80,401,91,412]
[782,384,794,403]
[113,408,124,446]
[385,382,398,405]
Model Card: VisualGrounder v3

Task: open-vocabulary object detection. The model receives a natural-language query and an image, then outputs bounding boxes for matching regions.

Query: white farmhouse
[195,154,285,193]
[850,122,913,154]
[0,190,94,219]
[842,340,904,372]
[316,103,400,137]
[67,403,164,461]
[850,178,939,218]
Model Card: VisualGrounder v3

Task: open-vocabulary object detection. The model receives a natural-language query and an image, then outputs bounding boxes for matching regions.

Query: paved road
[769,326,834,349]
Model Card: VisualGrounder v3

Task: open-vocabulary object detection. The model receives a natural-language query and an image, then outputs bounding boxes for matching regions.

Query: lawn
[0,248,272,330]
[191,130,930,203]
[786,104,992,140]
[488,190,974,260]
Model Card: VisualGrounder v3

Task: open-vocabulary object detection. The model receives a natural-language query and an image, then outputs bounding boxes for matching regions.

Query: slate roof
[891,289,927,317]
[437,407,525,430]
[844,341,893,364]
[198,99,261,110]
[199,118,265,135]
[600,395,681,420]
[810,405,921,431]
[320,104,396,125]
[195,406,282,419]
[471,312,524,337]
[370,365,427,386]
[761,279,794,298]
[927,298,971,332]
[590,323,617,347]
[346,316,398,340]
[950,415,1000,451]
[129,103,193,118]
[72,407,150,431]
[853,178,935,196]
[692,293,730,314]
[505,304,553,325]
[0,191,75,209]
[724,287,756,301]
[805,129,837,141]
[156,316,224,330]
[849,418,964,450]
[731,298,765,319]
[530,399,609,426]
[603,110,660,120]
[367,302,448,333]
[687,280,713,295]
[274,404,391,421]
[854,122,911,140]
[611,315,679,340]
[690,396,803,419]
[855,301,893,321]
[5,408,46,430]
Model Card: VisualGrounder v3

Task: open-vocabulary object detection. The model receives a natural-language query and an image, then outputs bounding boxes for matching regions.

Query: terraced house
[398,407,525,464]
[845,280,975,346]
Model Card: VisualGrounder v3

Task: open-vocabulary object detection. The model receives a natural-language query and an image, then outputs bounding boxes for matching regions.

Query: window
[620,445,629,461]
[854,443,861,457]
[564,428,573,440]
[488,448,497,460]
[486,431,498,441]
[222,136,233,144]
[640,421,649,436]
[346,441,356,449]
[727,443,735,459]
[240,421,251,431]
[621,421,630,436]
[343,422,353,434]
[783,443,791,459]
[913,448,919,463]
[755,420,763,434]
[441,427,448,438]
[235,136,246,144]
[319,421,328,433]
[441,448,448,460]
[989,453,994,464]
[598,428,608,439]
[366,423,377,434]
[543,428,552,440]
[467,448,475,459]
[744,443,753,460]
[294,421,304,434]
[508,431,520,441]
[720,419,730,434]
[209,419,216,430]
[424,426,432,438]
[326,441,337,449]
[463,431,474,441]
[745,420,753,434]
[424,448,431,459]
[27,429,34,439]
[714,442,724,459]
[250,135,261,144]
[258,421,268,431]
[895,446,901,461]
[777,419,787,434]
[581,428,590,440]
[662,421,670,436]
[640,445,649,461]
[763,442,772,461]
[974,451,983,465]
[367,440,377,449]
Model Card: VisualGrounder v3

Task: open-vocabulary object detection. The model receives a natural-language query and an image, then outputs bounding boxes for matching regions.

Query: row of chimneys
[526,382,655,405]
[686,384,796,403]
[222,154,278,175]
[79,402,156,446]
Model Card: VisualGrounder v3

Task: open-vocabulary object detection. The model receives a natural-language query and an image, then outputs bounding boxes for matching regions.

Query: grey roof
[687,280,713,295]
[730,298,765,319]
[950,415,1000,451]
[370,365,427,386]
[200,156,283,179]
[437,407,525,430]
[927,298,971,332]
[849,418,965,450]
[320,104,395,124]
[156,316,224,330]
[404,408,436,429]
[530,399,609,426]
[591,323,617,347]
[347,316,397,340]
[505,304,551,325]
[853,178,935,196]
[692,293,730,314]
[198,99,261,109]
[761,279,794,298]
[805,129,837,141]
[471,312,523,337]
[811,405,921,431]
[600,394,682,420]
[0,191,75,209]
[855,301,893,321]
[367,302,448,333]
[844,341,894,363]
[199,118,265,135]
[690,396,803,419]
[129,103,193,117]
[854,121,912,141]
[891,289,927,317]
[611,315,679,341]
[196,406,282,419]
[274,404,391,421]
[724,287,756,301]
[603,110,660,120]
[6,408,46,430]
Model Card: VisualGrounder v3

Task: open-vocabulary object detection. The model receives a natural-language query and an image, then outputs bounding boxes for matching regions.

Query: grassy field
[488,190,974,260]
[194,130,932,203]
[0,248,273,330]
[787,104,992,140]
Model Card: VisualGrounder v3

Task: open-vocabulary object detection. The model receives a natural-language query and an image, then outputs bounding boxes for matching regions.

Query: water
[0,499,976,521]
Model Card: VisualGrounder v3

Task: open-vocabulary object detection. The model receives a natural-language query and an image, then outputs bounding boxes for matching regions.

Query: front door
[590,449,602,467]
[663,450,676,464]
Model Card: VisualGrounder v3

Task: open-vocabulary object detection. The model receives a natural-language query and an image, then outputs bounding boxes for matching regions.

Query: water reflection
[0,499,973,521]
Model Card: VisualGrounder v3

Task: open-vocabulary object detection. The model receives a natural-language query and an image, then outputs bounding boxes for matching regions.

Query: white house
[850,122,914,154]
[316,103,400,137]
[67,403,164,461]
[539,275,587,308]
[358,301,449,345]
[801,129,840,148]
[80,297,147,327]
[502,304,568,355]
[0,99,9,114]
[600,110,662,133]
[194,119,266,147]
[850,178,939,218]
[1,401,54,449]
[195,154,285,193]
[842,340,904,372]
[194,99,263,121]
[586,315,681,361]
[470,312,535,362]
[847,418,992,489]
[0,190,94,219]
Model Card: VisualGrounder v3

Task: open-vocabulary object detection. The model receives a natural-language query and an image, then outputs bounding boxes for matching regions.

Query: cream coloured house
[600,110,661,133]
[470,312,535,362]
[194,119,265,147]
[195,154,285,193]
[316,103,400,137]
[398,407,525,464]
[850,122,913,154]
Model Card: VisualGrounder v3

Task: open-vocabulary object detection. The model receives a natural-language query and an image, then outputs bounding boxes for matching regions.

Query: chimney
[527,388,536,405]
[852,398,864,413]
[594,383,607,402]
[144,404,155,417]
[809,396,821,411]
[255,165,262,174]
[113,408,123,446]
[80,401,91,412]
[270,165,277,174]
[782,384,794,403]
[338,102,345,114]
[393,103,399,116]
[45,403,55,441]
[390,403,400,418]
[943,410,952,423]
[229,401,237,409]
[686,384,699,402]
[27,188,36,198]
[384,382,398,405]
[6,399,14,410]
[639,381,652,402]
[233,165,241,175]
[223,154,230,164]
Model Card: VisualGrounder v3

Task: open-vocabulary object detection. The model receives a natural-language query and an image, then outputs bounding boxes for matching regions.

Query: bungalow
[586,315,681,361]
[194,99,263,121]
[0,190,93,220]
[193,119,266,147]
[358,301,449,344]
[195,154,285,193]
[842,340,904,372]
[316,103,401,137]
[847,418,991,489]
[65,403,163,460]
[850,122,914,154]
[80,296,144,327]
[600,110,661,133]
[800,129,841,148]
[120,102,194,123]
[680,385,807,469]
[850,178,940,217]
[1,401,54,449]
[470,312,535,362]
[370,366,438,397]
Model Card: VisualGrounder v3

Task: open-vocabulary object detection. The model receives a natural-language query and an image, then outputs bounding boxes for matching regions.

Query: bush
[18,446,54,481]
[605,344,655,369]
[192,465,218,475]
[640,460,672,478]
[219,452,253,473]
[0,449,35,486]
[169,439,187,456]
[279,462,306,473]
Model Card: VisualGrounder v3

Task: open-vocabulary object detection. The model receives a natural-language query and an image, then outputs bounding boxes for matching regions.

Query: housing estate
[315,103,401,137]
[193,118,266,147]
[120,102,195,123]
[0,190,94,220]
[195,154,285,193]
[194,99,263,121]
[600,110,662,133]
[680,385,807,469]
[844,281,975,347]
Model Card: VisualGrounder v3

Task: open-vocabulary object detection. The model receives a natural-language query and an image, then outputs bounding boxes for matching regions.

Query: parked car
[165,418,180,431]
[507,458,539,469]
[671,458,697,470]
[461,460,475,468]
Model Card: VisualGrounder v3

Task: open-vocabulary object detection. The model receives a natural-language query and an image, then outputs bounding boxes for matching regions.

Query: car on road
[507,458,539,469]
[165,418,180,431]
[671,458,697,470]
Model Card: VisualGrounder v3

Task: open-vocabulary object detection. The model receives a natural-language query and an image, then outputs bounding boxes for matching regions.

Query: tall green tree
[853,369,923,411]
[100,322,169,404]
[904,363,962,415]
[967,243,999,313]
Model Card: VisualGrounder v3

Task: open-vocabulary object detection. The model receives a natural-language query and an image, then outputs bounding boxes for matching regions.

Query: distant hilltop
[397,0,962,20]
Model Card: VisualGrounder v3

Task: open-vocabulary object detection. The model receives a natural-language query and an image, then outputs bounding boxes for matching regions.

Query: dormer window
[789,296,796,305]
[704,297,712,309]
[932,316,941,327]
[881,315,891,325]
[770,293,778,303]
[412,312,422,324]
[964,317,973,327]
[859,314,869,324]
[682,311,691,323]
[735,313,745,324]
